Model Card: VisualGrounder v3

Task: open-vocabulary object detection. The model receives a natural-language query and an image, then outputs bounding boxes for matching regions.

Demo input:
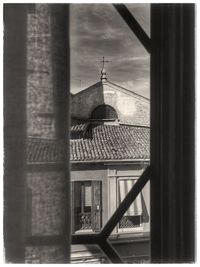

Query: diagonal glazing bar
[100,166,151,239]
[113,4,151,53]
[98,240,123,263]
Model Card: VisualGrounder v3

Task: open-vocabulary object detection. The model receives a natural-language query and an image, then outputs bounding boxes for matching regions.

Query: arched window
[90,105,118,120]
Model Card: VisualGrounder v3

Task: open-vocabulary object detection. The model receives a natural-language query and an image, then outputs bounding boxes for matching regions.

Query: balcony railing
[78,212,92,230]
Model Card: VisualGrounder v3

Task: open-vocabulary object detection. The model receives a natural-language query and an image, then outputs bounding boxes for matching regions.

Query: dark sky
[70,4,150,98]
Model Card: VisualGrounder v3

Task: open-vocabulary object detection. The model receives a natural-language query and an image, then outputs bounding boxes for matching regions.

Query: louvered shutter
[92,181,102,232]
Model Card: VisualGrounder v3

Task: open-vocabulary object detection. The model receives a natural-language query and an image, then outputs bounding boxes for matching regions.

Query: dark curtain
[150,4,195,263]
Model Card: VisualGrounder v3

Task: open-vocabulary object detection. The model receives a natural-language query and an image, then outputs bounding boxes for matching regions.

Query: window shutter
[72,181,81,232]
[92,181,102,232]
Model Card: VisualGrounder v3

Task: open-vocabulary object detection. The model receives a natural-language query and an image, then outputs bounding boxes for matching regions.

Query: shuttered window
[71,181,102,233]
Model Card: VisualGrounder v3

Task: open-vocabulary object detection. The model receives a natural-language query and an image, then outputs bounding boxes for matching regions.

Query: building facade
[70,68,150,263]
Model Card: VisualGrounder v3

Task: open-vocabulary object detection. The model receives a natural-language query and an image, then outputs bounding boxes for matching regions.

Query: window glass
[84,183,92,208]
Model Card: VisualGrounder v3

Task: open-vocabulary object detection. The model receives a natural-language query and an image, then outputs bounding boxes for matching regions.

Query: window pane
[84,183,92,207]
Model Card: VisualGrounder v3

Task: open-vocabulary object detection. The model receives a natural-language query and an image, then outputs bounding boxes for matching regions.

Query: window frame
[71,180,102,234]
[3,3,195,264]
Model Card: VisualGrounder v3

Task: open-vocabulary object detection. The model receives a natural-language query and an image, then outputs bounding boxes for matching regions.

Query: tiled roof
[27,123,149,163]
[71,119,89,139]
[71,123,149,161]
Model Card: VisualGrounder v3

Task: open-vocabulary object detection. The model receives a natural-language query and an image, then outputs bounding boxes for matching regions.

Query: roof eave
[70,159,150,164]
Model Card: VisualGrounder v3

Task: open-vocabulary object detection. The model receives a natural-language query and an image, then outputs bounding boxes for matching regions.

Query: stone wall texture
[27,4,55,139]
[26,172,67,236]
[71,82,150,126]
[25,4,70,263]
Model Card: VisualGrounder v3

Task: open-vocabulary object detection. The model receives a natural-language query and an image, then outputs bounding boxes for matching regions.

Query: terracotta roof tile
[27,123,149,163]
[70,124,149,161]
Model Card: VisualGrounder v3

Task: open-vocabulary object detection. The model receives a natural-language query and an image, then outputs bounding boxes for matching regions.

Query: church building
[70,63,150,263]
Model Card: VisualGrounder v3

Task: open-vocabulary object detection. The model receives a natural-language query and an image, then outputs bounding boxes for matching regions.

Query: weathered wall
[25,4,70,263]
[71,82,104,119]
[103,83,149,126]
[26,172,67,236]
[27,5,55,138]
[71,81,150,126]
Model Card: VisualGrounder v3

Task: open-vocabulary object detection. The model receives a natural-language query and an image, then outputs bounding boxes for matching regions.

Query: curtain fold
[118,179,142,216]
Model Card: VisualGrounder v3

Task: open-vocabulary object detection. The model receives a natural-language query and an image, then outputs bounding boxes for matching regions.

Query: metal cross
[100,56,111,68]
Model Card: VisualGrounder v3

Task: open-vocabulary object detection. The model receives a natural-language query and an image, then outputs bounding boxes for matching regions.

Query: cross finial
[100,56,111,69]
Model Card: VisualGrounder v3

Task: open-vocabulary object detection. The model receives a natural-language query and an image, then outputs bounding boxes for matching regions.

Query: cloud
[70,4,150,97]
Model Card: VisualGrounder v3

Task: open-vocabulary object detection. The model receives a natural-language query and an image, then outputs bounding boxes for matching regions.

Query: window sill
[109,231,150,243]
[74,229,95,234]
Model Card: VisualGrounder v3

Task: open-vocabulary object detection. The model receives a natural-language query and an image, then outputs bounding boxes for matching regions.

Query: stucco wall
[71,82,104,119]
[71,81,150,126]
[103,84,149,126]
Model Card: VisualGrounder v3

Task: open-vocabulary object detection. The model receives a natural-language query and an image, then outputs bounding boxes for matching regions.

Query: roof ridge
[71,81,102,96]
[71,80,150,102]
[105,81,150,102]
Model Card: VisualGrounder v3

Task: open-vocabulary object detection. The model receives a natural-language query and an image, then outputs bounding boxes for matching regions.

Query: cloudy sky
[70,4,150,98]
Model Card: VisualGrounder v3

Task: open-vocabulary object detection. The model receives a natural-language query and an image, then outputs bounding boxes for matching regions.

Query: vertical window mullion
[71,181,75,233]
[81,183,85,214]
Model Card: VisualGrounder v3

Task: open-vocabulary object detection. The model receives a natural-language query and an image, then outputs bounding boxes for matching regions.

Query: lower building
[26,120,150,263]
[70,120,150,263]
